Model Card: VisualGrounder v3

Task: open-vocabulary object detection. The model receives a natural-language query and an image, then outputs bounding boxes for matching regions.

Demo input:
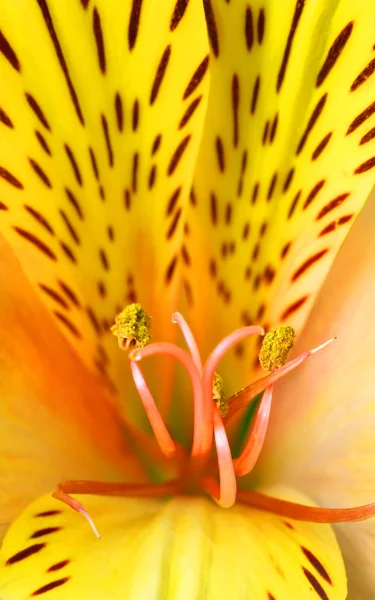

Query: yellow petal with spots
[0,488,346,599]
[185,0,375,393]
[0,0,209,413]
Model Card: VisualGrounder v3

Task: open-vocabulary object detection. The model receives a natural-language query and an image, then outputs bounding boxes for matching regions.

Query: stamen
[225,338,336,423]
[172,311,203,375]
[130,360,180,459]
[53,480,182,538]
[259,325,296,372]
[233,385,273,477]
[203,326,264,453]
[130,342,209,460]
[237,489,375,523]
[212,372,228,417]
[207,405,237,508]
[111,303,151,350]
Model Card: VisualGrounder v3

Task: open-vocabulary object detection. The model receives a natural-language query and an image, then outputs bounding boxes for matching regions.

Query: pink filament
[172,311,203,375]
[210,405,237,507]
[131,342,209,460]
[224,351,310,423]
[233,385,273,477]
[130,360,178,459]
[53,480,181,538]
[202,326,264,457]
[236,489,375,523]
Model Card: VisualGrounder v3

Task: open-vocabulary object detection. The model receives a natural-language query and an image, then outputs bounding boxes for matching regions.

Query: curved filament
[237,489,375,523]
[233,385,273,477]
[131,342,210,461]
[130,360,179,459]
[172,311,203,375]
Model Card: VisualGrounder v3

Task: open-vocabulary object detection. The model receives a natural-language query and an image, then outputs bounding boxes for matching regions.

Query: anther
[111,303,151,350]
[259,325,296,371]
[213,372,228,417]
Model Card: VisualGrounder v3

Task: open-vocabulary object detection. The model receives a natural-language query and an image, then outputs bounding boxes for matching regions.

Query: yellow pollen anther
[213,372,228,417]
[111,303,151,351]
[259,325,296,372]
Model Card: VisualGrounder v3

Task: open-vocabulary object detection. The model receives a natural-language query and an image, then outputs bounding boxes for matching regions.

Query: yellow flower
[0,0,375,597]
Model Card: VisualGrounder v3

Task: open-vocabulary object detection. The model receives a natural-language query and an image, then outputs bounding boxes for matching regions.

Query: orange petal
[257,189,375,598]
[0,238,143,540]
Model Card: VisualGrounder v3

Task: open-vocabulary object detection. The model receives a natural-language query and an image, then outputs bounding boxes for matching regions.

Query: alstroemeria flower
[0,0,375,597]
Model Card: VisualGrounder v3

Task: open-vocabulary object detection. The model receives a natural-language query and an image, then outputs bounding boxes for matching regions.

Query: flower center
[52,304,374,539]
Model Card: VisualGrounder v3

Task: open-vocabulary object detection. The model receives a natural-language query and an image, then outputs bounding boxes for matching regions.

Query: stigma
[52,305,375,537]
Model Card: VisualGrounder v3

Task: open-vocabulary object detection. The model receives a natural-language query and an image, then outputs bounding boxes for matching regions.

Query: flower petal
[0,487,346,599]
[0,0,208,402]
[185,0,375,391]
[258,190,375,598]
[0,237,142,539]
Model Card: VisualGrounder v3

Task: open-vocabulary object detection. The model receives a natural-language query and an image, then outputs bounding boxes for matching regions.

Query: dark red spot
[88,146,100,180]
[281,241,291,259]
[267,172,277,201]
[101,113,114,167]
[152,134,162,155]
[128,0,143,50]
[93,7,106,74]
[47,559,70,573]
[60,241,77,264]
[354,156,375,174]
[0,30,21,71]
[0,106,13,128]
[132,152,139,192]
[6,544,46,565]
[99,248,109,271]
[14,227,56,260]
[35,131,51,156]
[303,179,325,209]
[203,0,219,57]
[232,74,240,148]
[281,295,309,320]
[360,127,375,145]
[30,527,62,539]
[215,136,225,172]
[257,8,265,44]
[166,187,182,215]
[60,210,80,245]
[58,281,81,308]
[347,100,375,135]
[210,193,218,225]
[302,568,329,600]
[39,284,69,309]
[296,94,327,155]
[167,207,182,240]
[25,205,54,235]
[115,92,124,132]
[276,0,305,92]
[64,144,82,186]
[245,5,254,51]
[167,135,191,175]
[251,75,260,114]
[26,93,51,130]
[165,255,178,284]
[148,164,157,189]
[292,249,328,281]
[31,577,71,596]
[170,0,190,31]
[262,120,269,145]
[288,190,301,218]
[65,188,83,220]
[29,158,52,188]
[86,306,101,335]
[0,165,23,189]
[316,193,350,220]
[301,547,332,584]
[251,181,259,204]
[269,113,278,143]
[311,132,332,161]
[316,22,354,87]
[132,99,140,131]
[351,57,375,91]
[283,167,294,192]
[150,45,172,105]
[36,0,85,125]
[183,55,209,100]
[179,96,202,129]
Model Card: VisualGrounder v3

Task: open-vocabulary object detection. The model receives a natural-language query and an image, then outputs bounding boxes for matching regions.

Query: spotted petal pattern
[186,0,375,391]
[0,0,209,408]
[0,489,346,599]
